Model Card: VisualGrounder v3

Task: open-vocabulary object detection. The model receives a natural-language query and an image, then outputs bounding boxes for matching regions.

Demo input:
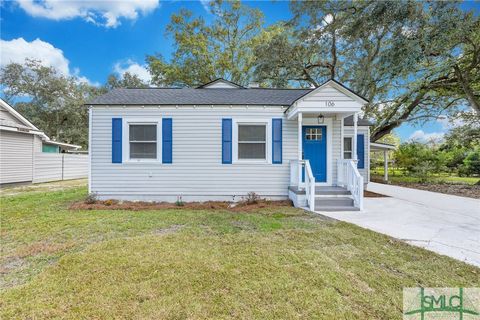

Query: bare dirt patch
[364,190,389,198]
[372,179,480,199]
[152,224,184,235]
[70,199,294,212]
[0,257,25,275]
[14,242,76,259]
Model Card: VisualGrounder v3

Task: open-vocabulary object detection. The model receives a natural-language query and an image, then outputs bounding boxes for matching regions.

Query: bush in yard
[244,192,260,205]
[85,192,98,204]
[411,161,436,183]
[175,196,185,206]
[462,148,480,176]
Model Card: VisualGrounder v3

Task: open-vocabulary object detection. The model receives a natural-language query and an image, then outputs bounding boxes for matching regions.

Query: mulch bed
[372,179,480,199]
[70,199,294,212]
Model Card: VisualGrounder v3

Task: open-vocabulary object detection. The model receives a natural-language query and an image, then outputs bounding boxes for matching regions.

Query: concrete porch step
[315,186,351,196]
[315,205,360,212]
[315,197,358,211]
[289,186,351,196]
[316,197,354,207]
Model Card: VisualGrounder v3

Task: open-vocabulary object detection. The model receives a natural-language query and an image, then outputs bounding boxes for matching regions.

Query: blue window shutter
[112,118,122,163]
[162,118,172,164]
[357,134,365,169]
[222,119,232,164]
[272,118,282,164]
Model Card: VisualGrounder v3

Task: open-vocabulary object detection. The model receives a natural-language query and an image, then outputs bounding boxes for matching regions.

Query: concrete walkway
[317,182,480,267]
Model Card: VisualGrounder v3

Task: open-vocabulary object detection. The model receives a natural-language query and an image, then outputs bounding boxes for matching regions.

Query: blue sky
[1,0,478,142]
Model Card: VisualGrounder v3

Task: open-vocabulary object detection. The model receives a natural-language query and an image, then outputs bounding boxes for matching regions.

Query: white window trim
[232,118,271,164]
[343,136,353,159]
[122,118,162,163]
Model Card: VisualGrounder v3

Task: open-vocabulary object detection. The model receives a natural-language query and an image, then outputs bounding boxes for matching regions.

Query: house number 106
[325,101,335,107]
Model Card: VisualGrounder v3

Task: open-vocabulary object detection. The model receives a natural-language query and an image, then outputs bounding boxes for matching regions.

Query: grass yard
[371,168,479,185]
[1,182,479,319]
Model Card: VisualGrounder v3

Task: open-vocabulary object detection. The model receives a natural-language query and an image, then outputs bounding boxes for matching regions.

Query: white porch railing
[290,160,315,211]
[337,159,364,210]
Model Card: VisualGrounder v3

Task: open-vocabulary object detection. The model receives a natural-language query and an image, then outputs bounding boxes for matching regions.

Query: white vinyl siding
[0,130,33,184]
[90,106,295,201]
[90,106,370,200]
[0,106,26,127]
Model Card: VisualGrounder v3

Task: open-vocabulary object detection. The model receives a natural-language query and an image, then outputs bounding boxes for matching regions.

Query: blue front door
[303,126,327,182]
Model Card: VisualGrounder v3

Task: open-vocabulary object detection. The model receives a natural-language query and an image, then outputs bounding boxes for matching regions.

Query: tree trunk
[454,65,480,115]
[370,92,427,142]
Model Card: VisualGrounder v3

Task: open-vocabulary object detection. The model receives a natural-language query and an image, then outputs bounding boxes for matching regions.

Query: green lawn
[371,168,479,185]
[1,183,478,319]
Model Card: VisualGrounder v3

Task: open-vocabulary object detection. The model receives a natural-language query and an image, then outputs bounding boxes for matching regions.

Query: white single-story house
[0,98,85,185]
[88,78,377,211]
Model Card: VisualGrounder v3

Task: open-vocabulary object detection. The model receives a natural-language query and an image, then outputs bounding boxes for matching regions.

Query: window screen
[129,124,157,159]
[344,137,353,159]
[238,124,266,160]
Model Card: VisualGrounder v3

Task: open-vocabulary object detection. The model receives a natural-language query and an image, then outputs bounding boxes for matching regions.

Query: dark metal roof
[88,87,311,106]
[344,115,373,126]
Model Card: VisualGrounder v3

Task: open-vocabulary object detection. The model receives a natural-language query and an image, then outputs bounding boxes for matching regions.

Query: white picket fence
[33,153,88,183]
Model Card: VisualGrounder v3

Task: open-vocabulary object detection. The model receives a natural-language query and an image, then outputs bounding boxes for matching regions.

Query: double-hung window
[129,124,157,159]
[344,137,353,159]
[238,124,267,160]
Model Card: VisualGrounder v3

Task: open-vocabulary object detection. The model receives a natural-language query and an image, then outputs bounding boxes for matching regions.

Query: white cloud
[15,0,160,28]
[408,130,445,144]
[114,59,152,83]
[1,37,70,75]
[0,37,94,84]
[436,116,464,130]
[199,0,210,12]
[323,14,333,25]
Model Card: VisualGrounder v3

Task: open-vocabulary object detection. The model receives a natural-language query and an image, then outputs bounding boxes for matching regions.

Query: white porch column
[297,112,303,188]
[353,112,358,162]
[384,150,389,182]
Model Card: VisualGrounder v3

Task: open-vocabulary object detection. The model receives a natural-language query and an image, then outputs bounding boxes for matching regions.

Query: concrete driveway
[317,182,480,267]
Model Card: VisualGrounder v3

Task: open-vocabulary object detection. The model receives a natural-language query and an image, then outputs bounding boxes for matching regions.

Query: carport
[370,142,396,181]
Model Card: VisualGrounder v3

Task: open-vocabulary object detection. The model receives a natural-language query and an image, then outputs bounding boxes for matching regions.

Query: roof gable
[0,98,40,131]
[293,80,369,105]
[197,78,244,89]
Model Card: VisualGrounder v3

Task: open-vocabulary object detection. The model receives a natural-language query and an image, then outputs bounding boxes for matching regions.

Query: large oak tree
[254,1,479,141]
[147,0,270,87]
[0,59,104,148]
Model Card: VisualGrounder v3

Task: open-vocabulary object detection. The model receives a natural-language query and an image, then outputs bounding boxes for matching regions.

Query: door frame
[301,117,333,186]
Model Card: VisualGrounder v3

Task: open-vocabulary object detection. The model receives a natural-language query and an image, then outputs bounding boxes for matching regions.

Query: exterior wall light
[317,114,324,124]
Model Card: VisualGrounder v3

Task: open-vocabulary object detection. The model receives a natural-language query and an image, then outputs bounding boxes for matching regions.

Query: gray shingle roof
[87,86,373,126]
[88,88,312,106]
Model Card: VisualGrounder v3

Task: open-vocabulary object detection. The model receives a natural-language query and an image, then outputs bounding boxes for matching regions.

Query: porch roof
[371,142,396,151]
[344,116,373,126]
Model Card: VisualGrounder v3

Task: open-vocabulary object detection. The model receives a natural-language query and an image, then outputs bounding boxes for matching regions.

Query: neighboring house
[88,78,374,211]
[0,99,86,185]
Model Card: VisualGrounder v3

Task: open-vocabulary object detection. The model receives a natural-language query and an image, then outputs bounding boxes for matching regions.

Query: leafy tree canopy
[0,59,103,148]
[106,72,149,89]
[253,1,479,141]
[147,0,270,87]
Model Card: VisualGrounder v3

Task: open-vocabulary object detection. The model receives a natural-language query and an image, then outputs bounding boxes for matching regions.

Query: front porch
[285,80,369,211]
[288,185,360,211]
